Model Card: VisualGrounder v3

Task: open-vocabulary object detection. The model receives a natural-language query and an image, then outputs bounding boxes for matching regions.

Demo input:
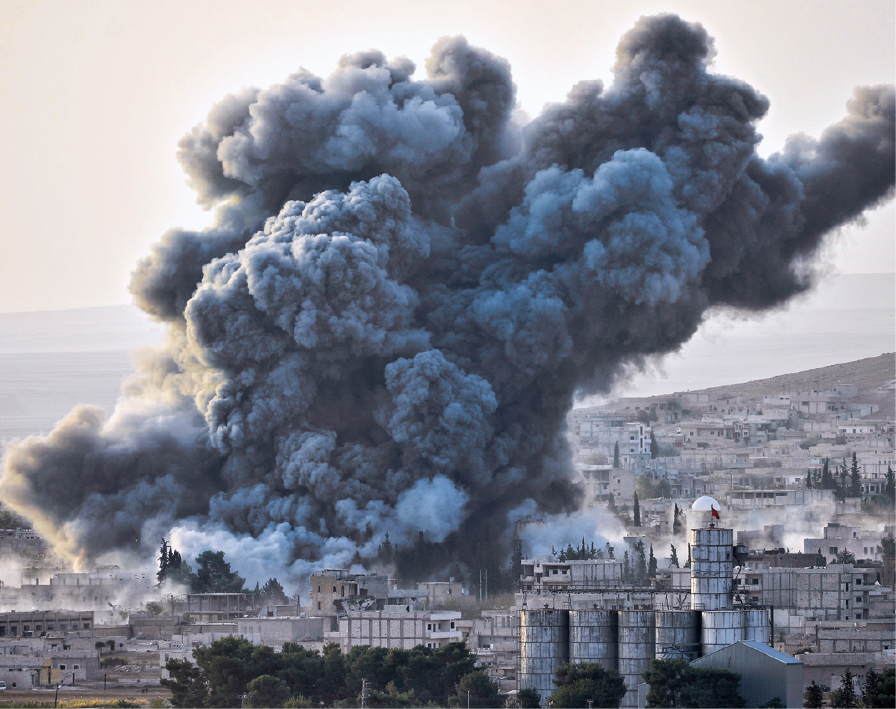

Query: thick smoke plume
[2,16,893,585]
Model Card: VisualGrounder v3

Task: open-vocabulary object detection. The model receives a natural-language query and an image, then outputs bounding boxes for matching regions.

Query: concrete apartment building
[803,522,890,564]
[323,609,462,653]
[519,558,622,593]
[416,580,465,607]
[734,563,892,633]
[461,610,519,691]
[237,616,325,648]
[0,611,94,636]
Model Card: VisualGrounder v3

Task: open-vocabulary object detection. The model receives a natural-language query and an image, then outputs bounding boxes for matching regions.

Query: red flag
[711,506,720,519]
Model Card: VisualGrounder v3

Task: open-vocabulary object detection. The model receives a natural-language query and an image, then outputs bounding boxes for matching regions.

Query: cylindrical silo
[690,527,734,610]
[569,609,618,670]
[618,610,656,708]
[654,610,701,661]
[519,609,569,704]
[700,609,744,655]
[743,608,771,645]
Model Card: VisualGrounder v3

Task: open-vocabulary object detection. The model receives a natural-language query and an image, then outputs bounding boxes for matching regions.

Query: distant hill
[687,353,895,419]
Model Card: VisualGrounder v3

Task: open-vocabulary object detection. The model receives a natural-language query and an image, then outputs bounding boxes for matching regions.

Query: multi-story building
[803,523,890,564]
[519,558,622,593]
[323,609,462,652]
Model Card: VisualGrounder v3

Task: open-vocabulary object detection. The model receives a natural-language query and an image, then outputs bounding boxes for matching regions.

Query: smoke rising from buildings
[1,15,893,585]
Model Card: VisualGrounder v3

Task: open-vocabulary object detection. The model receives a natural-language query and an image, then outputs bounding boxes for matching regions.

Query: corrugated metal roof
[740,640,803,665]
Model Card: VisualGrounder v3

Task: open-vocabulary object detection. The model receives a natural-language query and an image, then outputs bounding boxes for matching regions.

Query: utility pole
[361,678,369,709]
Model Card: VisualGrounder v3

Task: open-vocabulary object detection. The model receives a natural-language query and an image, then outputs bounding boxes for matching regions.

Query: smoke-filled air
[2,15,893,586]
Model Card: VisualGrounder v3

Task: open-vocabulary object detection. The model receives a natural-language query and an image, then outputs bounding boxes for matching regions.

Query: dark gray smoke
[2,15,893,582]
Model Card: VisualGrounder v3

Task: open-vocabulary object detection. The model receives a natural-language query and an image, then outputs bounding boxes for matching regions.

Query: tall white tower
[689,496,733,611]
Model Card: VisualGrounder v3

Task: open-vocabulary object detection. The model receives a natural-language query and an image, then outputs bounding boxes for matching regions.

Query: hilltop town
[1,353,894,707]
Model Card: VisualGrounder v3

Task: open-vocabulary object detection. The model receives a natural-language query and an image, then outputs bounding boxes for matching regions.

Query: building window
[332,586,336,592]
[830,547,837,555]
[60,665,66,670]
[74,665,80,670]
[317,602,321,610]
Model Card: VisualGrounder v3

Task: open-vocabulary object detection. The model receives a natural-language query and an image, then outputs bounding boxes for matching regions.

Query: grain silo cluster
[520,501,772,707]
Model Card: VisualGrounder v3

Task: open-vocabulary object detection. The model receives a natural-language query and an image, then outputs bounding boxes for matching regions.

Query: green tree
[849,453,862,498]
[634,541,647,586]
[643,658,745,708]
[261,578,289,606]
[157,538,170,585]
[881,533,895,557]
[861,668,880,707]
[613,442,620,468]
[378,533,394,565]
[672,504,682,536]
[162,658,210,708]
[650,433,659,459]
[194,550,246,593]
[862,666,895,707]
[835,549,856,565]
[516,687,542,708]
[820,458,835,490]
[668,544,679,569]
[648,544,658,579]
[803,681,824,708]
[633,492,641,527]
[759,698,784,708]
[367,680,418,708]
[448,670,500,708]
[886,465,895,499]
[551,662,627,708]
[247,674,291,708]
[284,696,314,708]
[831,668,858,708]
[145,601,164,616]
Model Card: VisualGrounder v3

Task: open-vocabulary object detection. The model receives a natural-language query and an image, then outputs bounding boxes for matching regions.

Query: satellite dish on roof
[691,496,720,512]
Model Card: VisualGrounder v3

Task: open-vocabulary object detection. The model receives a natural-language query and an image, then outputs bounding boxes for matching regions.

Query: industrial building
[684,641,804,709]
[519,498,773,707]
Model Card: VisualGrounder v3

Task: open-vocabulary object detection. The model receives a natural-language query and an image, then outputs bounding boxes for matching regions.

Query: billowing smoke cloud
[2,15,893,585]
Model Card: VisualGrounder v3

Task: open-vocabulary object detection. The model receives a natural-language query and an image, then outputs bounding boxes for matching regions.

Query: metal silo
[654,610,701,661]
[519,608,569,704]
[618,610,656,708]
[700,609,744,655]
[690,526,734,611]
[569,609,618,670]
[743,608,771,645]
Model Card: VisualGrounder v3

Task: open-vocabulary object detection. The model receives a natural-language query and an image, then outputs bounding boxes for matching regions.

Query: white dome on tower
[691,495,720,512]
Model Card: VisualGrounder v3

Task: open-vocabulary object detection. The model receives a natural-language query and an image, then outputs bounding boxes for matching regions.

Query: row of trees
[163,639,500,708]
[552,539,615,562]
[804,666,895,708]
[158,541,247,593]
[156,541,290,606]
[806,457,895,507]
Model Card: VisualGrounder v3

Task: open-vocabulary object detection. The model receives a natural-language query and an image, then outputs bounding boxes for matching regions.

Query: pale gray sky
[1,0,893,313]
